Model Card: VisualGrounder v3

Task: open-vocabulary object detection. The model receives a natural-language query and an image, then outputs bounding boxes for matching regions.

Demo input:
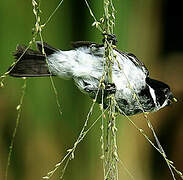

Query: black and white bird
[8,39,177,116]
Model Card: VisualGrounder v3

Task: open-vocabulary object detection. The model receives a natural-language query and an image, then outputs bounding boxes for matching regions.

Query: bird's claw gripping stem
[102,33,118,46]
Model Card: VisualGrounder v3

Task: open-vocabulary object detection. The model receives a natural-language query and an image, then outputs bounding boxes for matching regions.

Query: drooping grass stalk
[43,95,109,179]
[5,78,27,180]
[116,103,183,180]
[3,1,65,179]
[32,0,63,116]
[102,1,119,179]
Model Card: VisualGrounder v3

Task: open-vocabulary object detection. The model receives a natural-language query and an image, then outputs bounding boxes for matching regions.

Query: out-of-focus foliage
[0,0,183,180]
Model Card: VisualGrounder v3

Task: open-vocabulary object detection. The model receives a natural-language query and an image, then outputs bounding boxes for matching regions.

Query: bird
[8,37,177,116]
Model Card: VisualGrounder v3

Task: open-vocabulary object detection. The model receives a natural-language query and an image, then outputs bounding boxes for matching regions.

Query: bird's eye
[163,87,170,95]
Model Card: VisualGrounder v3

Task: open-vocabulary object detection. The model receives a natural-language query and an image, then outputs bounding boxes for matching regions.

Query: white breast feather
[47,47,146,95]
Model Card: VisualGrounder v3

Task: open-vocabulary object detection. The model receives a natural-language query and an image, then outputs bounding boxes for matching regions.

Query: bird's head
[146,77,177,110]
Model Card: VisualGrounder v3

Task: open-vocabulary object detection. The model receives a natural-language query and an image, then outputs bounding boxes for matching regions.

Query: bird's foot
[104,82,116,95]
[102,33,118,46]
[84,82,116,96]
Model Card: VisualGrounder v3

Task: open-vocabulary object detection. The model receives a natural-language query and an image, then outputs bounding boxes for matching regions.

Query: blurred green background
[0,0,183,179]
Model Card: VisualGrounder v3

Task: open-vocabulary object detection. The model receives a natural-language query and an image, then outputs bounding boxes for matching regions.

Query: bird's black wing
[115,49,149,76]
[127,52,149,76]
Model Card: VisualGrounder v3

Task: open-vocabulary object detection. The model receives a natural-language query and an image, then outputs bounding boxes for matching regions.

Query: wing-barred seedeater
[8,35,177,116]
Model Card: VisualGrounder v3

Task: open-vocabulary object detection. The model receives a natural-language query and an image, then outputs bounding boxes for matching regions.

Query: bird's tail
[8,42,58,77]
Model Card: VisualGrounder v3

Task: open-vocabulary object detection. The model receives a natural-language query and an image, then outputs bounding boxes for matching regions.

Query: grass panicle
[100,1,119,180]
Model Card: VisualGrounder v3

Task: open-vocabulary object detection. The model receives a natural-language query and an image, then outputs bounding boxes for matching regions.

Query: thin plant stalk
[102,0,119,179]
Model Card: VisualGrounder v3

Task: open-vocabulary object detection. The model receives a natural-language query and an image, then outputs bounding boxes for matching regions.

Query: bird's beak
[169,93,177,103]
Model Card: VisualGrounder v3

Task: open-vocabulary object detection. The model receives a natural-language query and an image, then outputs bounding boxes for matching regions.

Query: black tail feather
[9,43,56,77]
